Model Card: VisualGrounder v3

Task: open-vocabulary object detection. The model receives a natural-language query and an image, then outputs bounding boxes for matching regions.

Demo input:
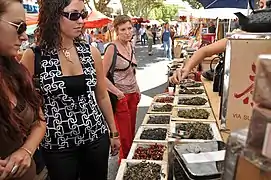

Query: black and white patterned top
[39,42,108,150]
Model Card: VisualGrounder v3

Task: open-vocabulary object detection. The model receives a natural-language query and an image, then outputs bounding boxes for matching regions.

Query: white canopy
[192,8,250,19]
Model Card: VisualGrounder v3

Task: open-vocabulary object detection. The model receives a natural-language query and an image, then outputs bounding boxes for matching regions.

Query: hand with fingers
[0,148,32,180]
[169,67,190,84]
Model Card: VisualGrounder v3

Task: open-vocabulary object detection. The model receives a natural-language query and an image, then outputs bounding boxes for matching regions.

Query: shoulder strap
[104,43,117,75]
[30,46,41,78]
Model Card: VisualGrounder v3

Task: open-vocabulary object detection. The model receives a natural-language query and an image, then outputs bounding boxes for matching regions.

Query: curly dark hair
[0,0,42,141]
[38,0,72,50]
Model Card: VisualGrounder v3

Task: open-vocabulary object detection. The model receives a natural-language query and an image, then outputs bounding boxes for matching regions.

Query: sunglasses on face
[62,11,88,21]
[1,19,27,34]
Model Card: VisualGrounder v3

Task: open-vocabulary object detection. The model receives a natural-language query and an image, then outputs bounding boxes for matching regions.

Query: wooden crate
[171,107,216,122]
[116,160,168,180]
[169,121,222,143]
[142,114,171,127]
[173,95,210,108]
[133,126,169,143]
[127,142,168,162]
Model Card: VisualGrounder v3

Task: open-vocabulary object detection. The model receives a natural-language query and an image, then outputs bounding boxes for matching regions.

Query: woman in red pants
[103,15,140,162]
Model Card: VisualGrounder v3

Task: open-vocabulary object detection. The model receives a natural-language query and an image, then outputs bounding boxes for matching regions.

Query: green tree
[182,0,202,9]
[85,0,113,15]
[121,0,164,18]
[149,4,179,22]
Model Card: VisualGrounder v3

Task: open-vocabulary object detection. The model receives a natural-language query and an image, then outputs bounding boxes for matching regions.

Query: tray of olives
[142,114,171,126]
[169,121,222,143]
[127,142,168,162]
[147,103,173,114]
[153,95,175,104]
[116,160,168,180]
[175,86,206,96]
[171,107,216,122]
[134,126,169,143]
[174,95,210,108]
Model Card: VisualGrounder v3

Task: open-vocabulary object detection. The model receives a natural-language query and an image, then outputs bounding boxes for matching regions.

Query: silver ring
[11,165,19,174]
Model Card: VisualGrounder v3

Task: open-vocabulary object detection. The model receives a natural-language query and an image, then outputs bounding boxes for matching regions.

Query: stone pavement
[107,43,170,180]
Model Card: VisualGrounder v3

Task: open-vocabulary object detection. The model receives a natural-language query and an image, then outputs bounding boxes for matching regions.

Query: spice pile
[152,104,173,112]
[179,88,204,95]
[124,162,163,180]
[155,97,174,103]
[176,122,213,140]
[148,115,170,124]
[178,97,207,105]
[178,109,210,119]
[140,128,167,140]
[133,144,166,160]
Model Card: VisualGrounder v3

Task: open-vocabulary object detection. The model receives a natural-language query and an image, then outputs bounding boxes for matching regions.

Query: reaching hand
[169,68,190,84]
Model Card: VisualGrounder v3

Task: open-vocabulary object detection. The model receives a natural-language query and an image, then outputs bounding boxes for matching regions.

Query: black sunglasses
[62,11,88,21]
[1,19,27,34]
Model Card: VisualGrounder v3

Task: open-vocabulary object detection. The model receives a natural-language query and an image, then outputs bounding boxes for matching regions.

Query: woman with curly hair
[0,0,46,179]
[21,0,120,179]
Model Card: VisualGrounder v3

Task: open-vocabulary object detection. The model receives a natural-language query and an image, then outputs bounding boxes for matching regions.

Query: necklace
[119,40,131,57]
[60,45,74,64]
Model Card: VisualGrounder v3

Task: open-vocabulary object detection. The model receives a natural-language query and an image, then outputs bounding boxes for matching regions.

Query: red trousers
[114,92,140,162]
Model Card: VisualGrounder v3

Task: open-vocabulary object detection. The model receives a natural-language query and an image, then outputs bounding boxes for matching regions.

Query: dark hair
[38,0,72,50]
[0,0,42,140]
[113,15,132,30]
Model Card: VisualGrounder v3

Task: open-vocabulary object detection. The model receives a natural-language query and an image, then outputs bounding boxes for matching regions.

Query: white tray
[127,142,168,162]
[171,107,216,122]
[153,95,175,105]
[115,159,168,180]
[147,103,173,114]
[169,121,222,143]
[133,126,169,143]
[142,114,171,126]
[173,95,210,108]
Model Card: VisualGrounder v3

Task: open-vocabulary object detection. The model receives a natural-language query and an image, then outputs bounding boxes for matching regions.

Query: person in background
[21,0,120,179]
[162,22,172,60]
[208,21,216,33]
[151,24,157,44]
[139,24,146,45]
[0,0,46,179]
[146,25,153,56]
[105,23,114,43]
[82,28,91,44]
[103,15,140,163]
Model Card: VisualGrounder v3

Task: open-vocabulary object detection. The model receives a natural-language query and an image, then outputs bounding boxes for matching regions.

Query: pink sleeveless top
[113,47,138,94]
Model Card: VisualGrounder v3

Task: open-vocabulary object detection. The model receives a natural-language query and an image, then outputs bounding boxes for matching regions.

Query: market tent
[84,11,112,28]
[26,13,39,25]
[197,0,254,9]
[192,8,250,19]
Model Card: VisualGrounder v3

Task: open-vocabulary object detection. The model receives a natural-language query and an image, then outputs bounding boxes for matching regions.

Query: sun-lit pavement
[107,43,170,180]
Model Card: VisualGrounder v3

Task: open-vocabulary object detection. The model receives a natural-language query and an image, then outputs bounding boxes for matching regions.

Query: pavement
[107,42,170,180]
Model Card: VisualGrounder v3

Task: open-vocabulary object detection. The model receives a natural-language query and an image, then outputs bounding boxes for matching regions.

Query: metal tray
[142,114,171,126]
[171,107,216,122]
[116,160,168,180]
[169,121,222,143]
[127,142,168,162]
[173,141,226,180]
[173,95,210,108]
[133,126,169,143]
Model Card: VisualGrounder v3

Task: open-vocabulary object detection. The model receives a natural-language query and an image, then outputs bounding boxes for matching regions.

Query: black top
[62,74,87,97]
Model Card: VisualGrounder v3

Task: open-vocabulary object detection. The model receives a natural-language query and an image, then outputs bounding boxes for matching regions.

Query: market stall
[84,10,112,28]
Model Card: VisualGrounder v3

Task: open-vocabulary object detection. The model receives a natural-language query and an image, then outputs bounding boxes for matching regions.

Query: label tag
[183,150,226,164]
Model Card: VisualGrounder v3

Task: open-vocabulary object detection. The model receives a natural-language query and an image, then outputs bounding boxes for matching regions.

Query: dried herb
[155,97,174,103]
[152,104,173,112]
[178,97,207,105]
[133,144,166,160]
[179,88,204,95]
[176,122,213,140]
[140,128,167,140]
[181,81,202,87]
[178,109,210,119]
[148,116,170,124]
[124,162,163,180]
